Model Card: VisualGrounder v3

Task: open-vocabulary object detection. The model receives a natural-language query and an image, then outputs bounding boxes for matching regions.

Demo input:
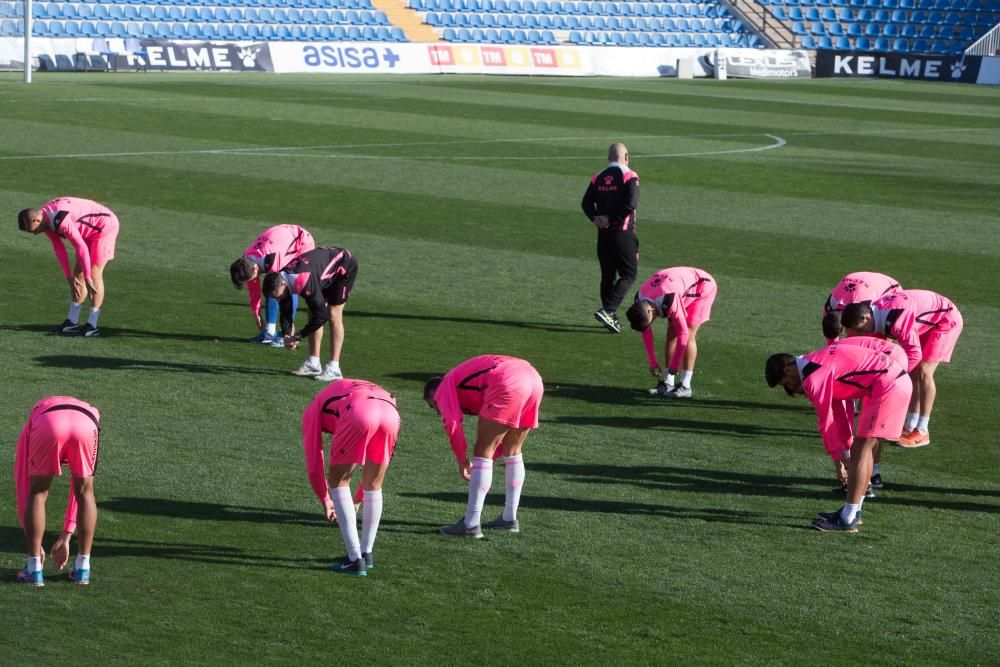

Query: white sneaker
[315,363,343,382]
[292,359,322,376]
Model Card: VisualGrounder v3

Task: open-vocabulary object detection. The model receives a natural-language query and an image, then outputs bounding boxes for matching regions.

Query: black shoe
[54,319,80,335]
[362,552,374,569]
[817,508,864,526]
[870,473,884,490]
[330,555,367,577]
[593,309,621,333]
[832,483,875,499]
[76,323,100,337]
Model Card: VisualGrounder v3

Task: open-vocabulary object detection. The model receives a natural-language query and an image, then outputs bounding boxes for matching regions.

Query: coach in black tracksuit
[581,142,640,334]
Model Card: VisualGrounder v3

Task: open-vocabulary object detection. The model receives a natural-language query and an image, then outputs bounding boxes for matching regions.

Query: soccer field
[1,72,998,664]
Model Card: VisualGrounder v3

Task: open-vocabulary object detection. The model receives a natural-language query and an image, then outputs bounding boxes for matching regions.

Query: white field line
[0,126,992,162]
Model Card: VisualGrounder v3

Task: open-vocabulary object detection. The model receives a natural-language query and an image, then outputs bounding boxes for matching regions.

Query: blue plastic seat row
[31,4,390,26]
[64,0,376,8]
[781,6,1000,25]
[413,0,724,17]
[440,26,558,43]
[566,30,756,46]
[425,11,732,31]
[28,19,409,41]
[770,0,988,9]
[801,34,967,53]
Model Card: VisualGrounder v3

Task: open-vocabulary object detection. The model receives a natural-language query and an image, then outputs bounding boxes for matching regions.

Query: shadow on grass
[34,355,290,376]
[101,497,324,526]
[529,463,1000,514]
[546,382,814,412]
[0,323,245,344]
[351,309,606,335]
[543,415,817,439]
[401,491,791,528]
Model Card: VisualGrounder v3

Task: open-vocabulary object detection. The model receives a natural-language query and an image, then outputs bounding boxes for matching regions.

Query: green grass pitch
[0,72,998,664]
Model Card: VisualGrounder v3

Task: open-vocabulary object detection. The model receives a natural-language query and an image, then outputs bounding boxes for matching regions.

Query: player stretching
[18,197,120,336]
[425,355,544,538]
[624,267,717,399]
[765,344,911,532]
[840,289,963,448]
[14,396,101,585]
[821,271,902,342]
[302,379,400,576]
[229,224,315,345]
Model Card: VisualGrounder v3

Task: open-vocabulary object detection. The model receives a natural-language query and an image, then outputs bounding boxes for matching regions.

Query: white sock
[872,463,881,476]
[266,323,277,335]
[680,370,694,388]
[87,308,100,327]
[360,489,383,555]
[464,457,493,528]
[331,486,361,561]
[75,554,91,570]
[307,355,321,367]
[502,454,525,522]
[841,502,862,523]
[326,360,341,372]
[68,302,82,324]
[662,372,675,387]
[27,555,42,573]
[916,416,929,434]
[905,411,919,431]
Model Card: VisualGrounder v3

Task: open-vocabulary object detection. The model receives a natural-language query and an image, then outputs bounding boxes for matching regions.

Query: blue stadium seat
[912,38,930,51]
[801,34,817,47]
[835,35,851,48]
[856,35,871,48]
[874,36,890,49]
[829,23,843,36]
[892,37,910,50]
[819,36,833,48]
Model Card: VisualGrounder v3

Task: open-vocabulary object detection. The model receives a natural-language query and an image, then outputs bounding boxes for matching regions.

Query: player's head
[17,208,44,234]
[822,311,844,340]
[625,299,656,331]
[229,257,258,289]
[423,376,443,412]
[262,272,287,299]
[765,353,802,396]
[608,142,629,165]
[840,303,875,335]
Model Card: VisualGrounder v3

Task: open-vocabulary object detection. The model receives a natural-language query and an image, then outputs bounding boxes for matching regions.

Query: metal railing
[719,0,793,49]
[965,23,1000,56]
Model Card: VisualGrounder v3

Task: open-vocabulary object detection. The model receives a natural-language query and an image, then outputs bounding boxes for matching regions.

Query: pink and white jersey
[301,379,396,504]
[825,272,901,314]
[434,355,533,461]
[14,396,101,535]
[835,335,908,371]
[637,267,715,371]
[40,197,117,282]
[244,225,316,319]
[870,289,960,372]
[798,344,905,460]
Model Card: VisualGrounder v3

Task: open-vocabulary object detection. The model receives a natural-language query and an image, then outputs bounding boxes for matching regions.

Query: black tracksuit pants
[596,229,638,312]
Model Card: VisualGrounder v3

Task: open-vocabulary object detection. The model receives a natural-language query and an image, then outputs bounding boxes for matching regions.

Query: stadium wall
[0,37,811,77]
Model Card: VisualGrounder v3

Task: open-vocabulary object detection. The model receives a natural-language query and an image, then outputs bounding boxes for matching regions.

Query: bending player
[765,344,911,532]
[821,271,902,342]
[229,224,315,345]
[425,355,544,538]
[302,379,400,577]
[262,246,358,382]
[840,289,963,448]
[14,396,101,585]
[624,267,717,399]
[18,197,121,336]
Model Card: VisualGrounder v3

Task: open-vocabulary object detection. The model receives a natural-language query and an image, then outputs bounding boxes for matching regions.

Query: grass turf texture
[0,72,998,664]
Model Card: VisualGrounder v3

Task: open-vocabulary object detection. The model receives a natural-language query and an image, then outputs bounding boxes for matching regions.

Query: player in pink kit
[766,344,911,532]
[18,197,121,336]
[840,289,963,449]
[14,396,101,585]
[229,225,315,345]
[821,271,902,342]
[624,267,717,399]
[302,380,400,576]
[424,355,544,538]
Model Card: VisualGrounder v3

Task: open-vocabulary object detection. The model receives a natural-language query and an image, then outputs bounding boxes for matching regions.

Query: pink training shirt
[434,355,518,462]
[798,344,904,460]
[637,267,714,371]
[835,335,908,371]
[869,289,959,372]
[39,197,115,283]
[301,379,396,505]
[244,225,315,320]
[826,271,901,314]
[14,396,101,535]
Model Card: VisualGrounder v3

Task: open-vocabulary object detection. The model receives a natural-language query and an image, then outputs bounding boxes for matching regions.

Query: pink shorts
[88,214,119,265]
[919,310,963,364]
[857,372,912,440]
[329,397,400,466]
[685,279,717,327]
[27,410,100,478]
[480,360,544,430]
